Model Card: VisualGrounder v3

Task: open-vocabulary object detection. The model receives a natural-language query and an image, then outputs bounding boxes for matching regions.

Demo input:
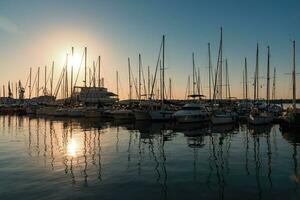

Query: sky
[0,0,299,100]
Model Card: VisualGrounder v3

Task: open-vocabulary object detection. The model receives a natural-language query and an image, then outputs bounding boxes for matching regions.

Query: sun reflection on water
[67,138,78,157]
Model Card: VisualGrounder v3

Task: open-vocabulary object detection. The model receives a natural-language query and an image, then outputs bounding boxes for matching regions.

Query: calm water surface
[0,116,299,200]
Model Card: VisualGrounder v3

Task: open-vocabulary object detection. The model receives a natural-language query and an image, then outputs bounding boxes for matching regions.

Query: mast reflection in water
[0,116,299,200]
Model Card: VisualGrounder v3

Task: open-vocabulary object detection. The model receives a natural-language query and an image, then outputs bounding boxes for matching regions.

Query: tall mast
[116,70,119,97]
[245,57,248,100]
[169,78,172,100]
[197,67,201,97]
[128,58,132,100]
[192,52,195,95]
[267,46,270,105]
[15,82,18,99]
[208,43,212,100]
[148,66,150,99]
[162,35,165,102]
[44,65,47,95]
[272,67,276,100]
[225,59,228,99]
[84,47,87,87]
[93,61,96,87]
[243,70,245,99]
[65,54,68,98]
[50,62,54,96]
[219,27,223,99]
[71,47,74,96]
[138,54,141,100]
[98,56,101,87]
[37,67,40,97]
[292,40,296,109]
[29,67,32,99]
[255,43,259,100]
[187,75,190,99]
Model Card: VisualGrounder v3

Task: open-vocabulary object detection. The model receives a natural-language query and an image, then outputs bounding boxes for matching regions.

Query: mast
[225,59,230,99]
[37,67,40,97]
[44,65,47,95]
[84,47,87,87]
[219,27,223,99]
[243,70,245,99]
[162,35,165,103]
[292,40,296,109]
[213,27,223,102]
[98,56,101,87]
[245,57,248,100]
[138,54,141,100]
[93,61,96,87]
[255,43,259,100]
[272,67,276,100]
[208,43,212,100]
[128,58,132,100]
[197,67,201,98]
[65,54,68,98]
[267,46,270,105]
[29,67,32,99]
[192,52,195,96]
[116,70,119,97]
[50,62,54,96]
[169,78,172,100]
[71,47,74,96]
[148,66,150,99]
[187,76,190,99]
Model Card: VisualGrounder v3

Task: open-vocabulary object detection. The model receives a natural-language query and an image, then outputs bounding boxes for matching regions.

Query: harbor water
[0,115,299,200]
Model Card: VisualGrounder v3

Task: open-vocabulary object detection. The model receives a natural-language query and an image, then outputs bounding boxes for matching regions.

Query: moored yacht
[173,103,209,123]
[247,108,273,125]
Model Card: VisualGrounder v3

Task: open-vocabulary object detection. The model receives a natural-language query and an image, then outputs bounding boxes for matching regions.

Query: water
[0,116,299,200]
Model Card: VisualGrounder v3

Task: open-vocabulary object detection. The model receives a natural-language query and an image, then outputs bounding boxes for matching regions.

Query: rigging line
[150,38,163,100]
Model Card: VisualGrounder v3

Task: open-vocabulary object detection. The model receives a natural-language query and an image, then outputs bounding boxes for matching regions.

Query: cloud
[0,16,23,34]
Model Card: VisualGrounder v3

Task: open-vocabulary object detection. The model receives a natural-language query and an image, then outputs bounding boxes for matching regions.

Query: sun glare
[69,52,82,68]
[67,138,78,157]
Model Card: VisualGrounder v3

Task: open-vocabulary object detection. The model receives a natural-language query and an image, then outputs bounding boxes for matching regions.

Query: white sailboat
[148,35,175,121]
[248,45,273,125]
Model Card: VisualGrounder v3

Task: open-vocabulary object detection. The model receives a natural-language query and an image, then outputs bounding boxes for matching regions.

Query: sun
[69,52,83,68]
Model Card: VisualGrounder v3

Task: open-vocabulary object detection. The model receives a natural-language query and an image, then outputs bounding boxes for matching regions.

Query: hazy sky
[0,0,299,99]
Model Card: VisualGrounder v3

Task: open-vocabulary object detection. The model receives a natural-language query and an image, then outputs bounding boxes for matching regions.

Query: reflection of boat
[173,121,209,132]
[248,124,272,135]
[211,123,236,134]
[173,103,210,123]
[180,126,209,138]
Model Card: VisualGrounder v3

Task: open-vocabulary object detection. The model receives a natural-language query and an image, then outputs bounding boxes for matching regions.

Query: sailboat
[248,45,273,125]
[148,35,175,121]
[211,28,237,125]
[281,40,300,129]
